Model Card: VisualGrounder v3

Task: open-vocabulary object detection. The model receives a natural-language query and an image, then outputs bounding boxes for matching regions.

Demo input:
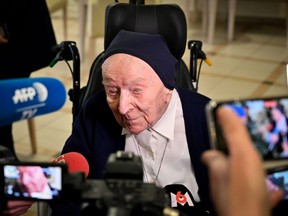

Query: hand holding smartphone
[205,96,288,202]
[206,96,288,169]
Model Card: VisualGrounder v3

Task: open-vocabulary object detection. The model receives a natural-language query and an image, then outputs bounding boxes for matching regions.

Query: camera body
[0,151,171,215]
[0,162,66,201]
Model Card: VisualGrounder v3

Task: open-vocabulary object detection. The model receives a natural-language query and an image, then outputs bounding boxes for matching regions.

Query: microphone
[0,77,66,126]
[164,184,201,216]
[53,152,89,178]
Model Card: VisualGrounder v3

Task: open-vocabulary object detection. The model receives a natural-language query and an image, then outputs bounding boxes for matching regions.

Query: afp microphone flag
[0,77,66,126]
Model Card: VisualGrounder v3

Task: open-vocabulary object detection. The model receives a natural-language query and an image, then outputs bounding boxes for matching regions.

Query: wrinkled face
[102,54,172,134]
[17,166,48,195]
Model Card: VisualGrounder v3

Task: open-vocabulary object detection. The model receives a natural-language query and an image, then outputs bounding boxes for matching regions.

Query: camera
[0,162,66,201]
[0,151,178,216]
[205,95,288,170]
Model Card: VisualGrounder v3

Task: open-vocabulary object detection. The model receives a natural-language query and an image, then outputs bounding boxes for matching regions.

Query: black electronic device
[0,152,180,216]
[205,96,288,170]
[0,162,67,201]
[267,165,288,201]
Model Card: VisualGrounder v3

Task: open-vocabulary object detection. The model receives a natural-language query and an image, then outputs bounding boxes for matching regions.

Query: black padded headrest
[104,3,187,60]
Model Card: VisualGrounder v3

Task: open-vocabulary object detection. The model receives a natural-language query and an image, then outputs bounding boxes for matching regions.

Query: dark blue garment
[50,88,215,216]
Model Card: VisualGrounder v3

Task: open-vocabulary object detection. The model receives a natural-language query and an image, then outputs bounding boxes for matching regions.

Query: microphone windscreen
[53,152,89,178]
[0,77,66,126]
[164,184,197,215]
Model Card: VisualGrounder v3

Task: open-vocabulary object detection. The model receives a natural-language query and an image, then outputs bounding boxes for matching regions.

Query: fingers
[201,150,229,184]
[218,107,271,214]
[216,107,253,152]
[2,201,34,216]
[216,106,263,166]
[3,207,30,216]
[201,150,228,177]
[201,150,229,215]
[269,190,285,208]
[216,106,266,184]
[6,201,34,208]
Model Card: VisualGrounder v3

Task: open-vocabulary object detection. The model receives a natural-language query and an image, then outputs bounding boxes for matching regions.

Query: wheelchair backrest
[104,3,187,60]
[80,2,194,108]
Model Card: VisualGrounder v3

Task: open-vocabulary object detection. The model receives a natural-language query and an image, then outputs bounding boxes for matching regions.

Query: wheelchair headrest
[104,3,187,60]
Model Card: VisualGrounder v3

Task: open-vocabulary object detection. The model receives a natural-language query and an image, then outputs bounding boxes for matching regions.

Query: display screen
[206,96,288,160]
[267,167,288,200]
[3,164,63,200]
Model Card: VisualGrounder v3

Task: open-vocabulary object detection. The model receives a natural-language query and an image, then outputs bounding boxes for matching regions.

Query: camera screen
[3,164,62,200]
[215,97,288,160]
[267,169,288,200]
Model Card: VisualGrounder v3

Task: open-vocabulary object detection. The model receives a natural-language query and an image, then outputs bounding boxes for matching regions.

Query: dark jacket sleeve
[177,88,216,215]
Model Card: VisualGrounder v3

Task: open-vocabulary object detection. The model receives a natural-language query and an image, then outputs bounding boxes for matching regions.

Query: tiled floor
[14,0,288,215]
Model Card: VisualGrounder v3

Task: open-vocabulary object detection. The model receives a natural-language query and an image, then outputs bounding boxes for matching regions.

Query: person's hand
[2,201,34,216]
[0,35,8,44]
[202,107,284,216]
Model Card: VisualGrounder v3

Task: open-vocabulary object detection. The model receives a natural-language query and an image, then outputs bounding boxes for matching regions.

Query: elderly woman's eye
[107,88,118,96]
[133,88,142,94]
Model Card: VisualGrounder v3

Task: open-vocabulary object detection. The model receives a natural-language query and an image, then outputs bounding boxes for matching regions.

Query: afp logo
[12,82,48,104]
[164,184,195,207]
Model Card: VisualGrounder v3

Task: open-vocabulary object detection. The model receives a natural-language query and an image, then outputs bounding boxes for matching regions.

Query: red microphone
[53,152,89,178]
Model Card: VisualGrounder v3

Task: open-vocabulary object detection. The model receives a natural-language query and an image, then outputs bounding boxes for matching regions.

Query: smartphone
[266,165,288,200]
[0,162,67,201]
[205,96,288,169]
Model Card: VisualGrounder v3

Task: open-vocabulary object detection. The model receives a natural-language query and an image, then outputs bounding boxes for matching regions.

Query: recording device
[0,162,67,201]
[0,77,66,126]
[0,151,180,216]
[267,165,288,201]
[53,152,89,178]
[205,96,288,170]
[65,151,173,216]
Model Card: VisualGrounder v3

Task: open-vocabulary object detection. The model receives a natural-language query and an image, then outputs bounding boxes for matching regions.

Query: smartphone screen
[267,166,288,200]
[1,163,65,201]
[206,96,288,161]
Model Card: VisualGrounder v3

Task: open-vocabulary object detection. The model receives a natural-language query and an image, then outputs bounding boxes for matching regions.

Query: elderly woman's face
[102,54,172,134]
[17,166,48,195]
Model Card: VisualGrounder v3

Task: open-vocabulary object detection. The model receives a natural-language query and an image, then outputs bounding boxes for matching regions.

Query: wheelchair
[51,0,210,125]
[44,1,211,215]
